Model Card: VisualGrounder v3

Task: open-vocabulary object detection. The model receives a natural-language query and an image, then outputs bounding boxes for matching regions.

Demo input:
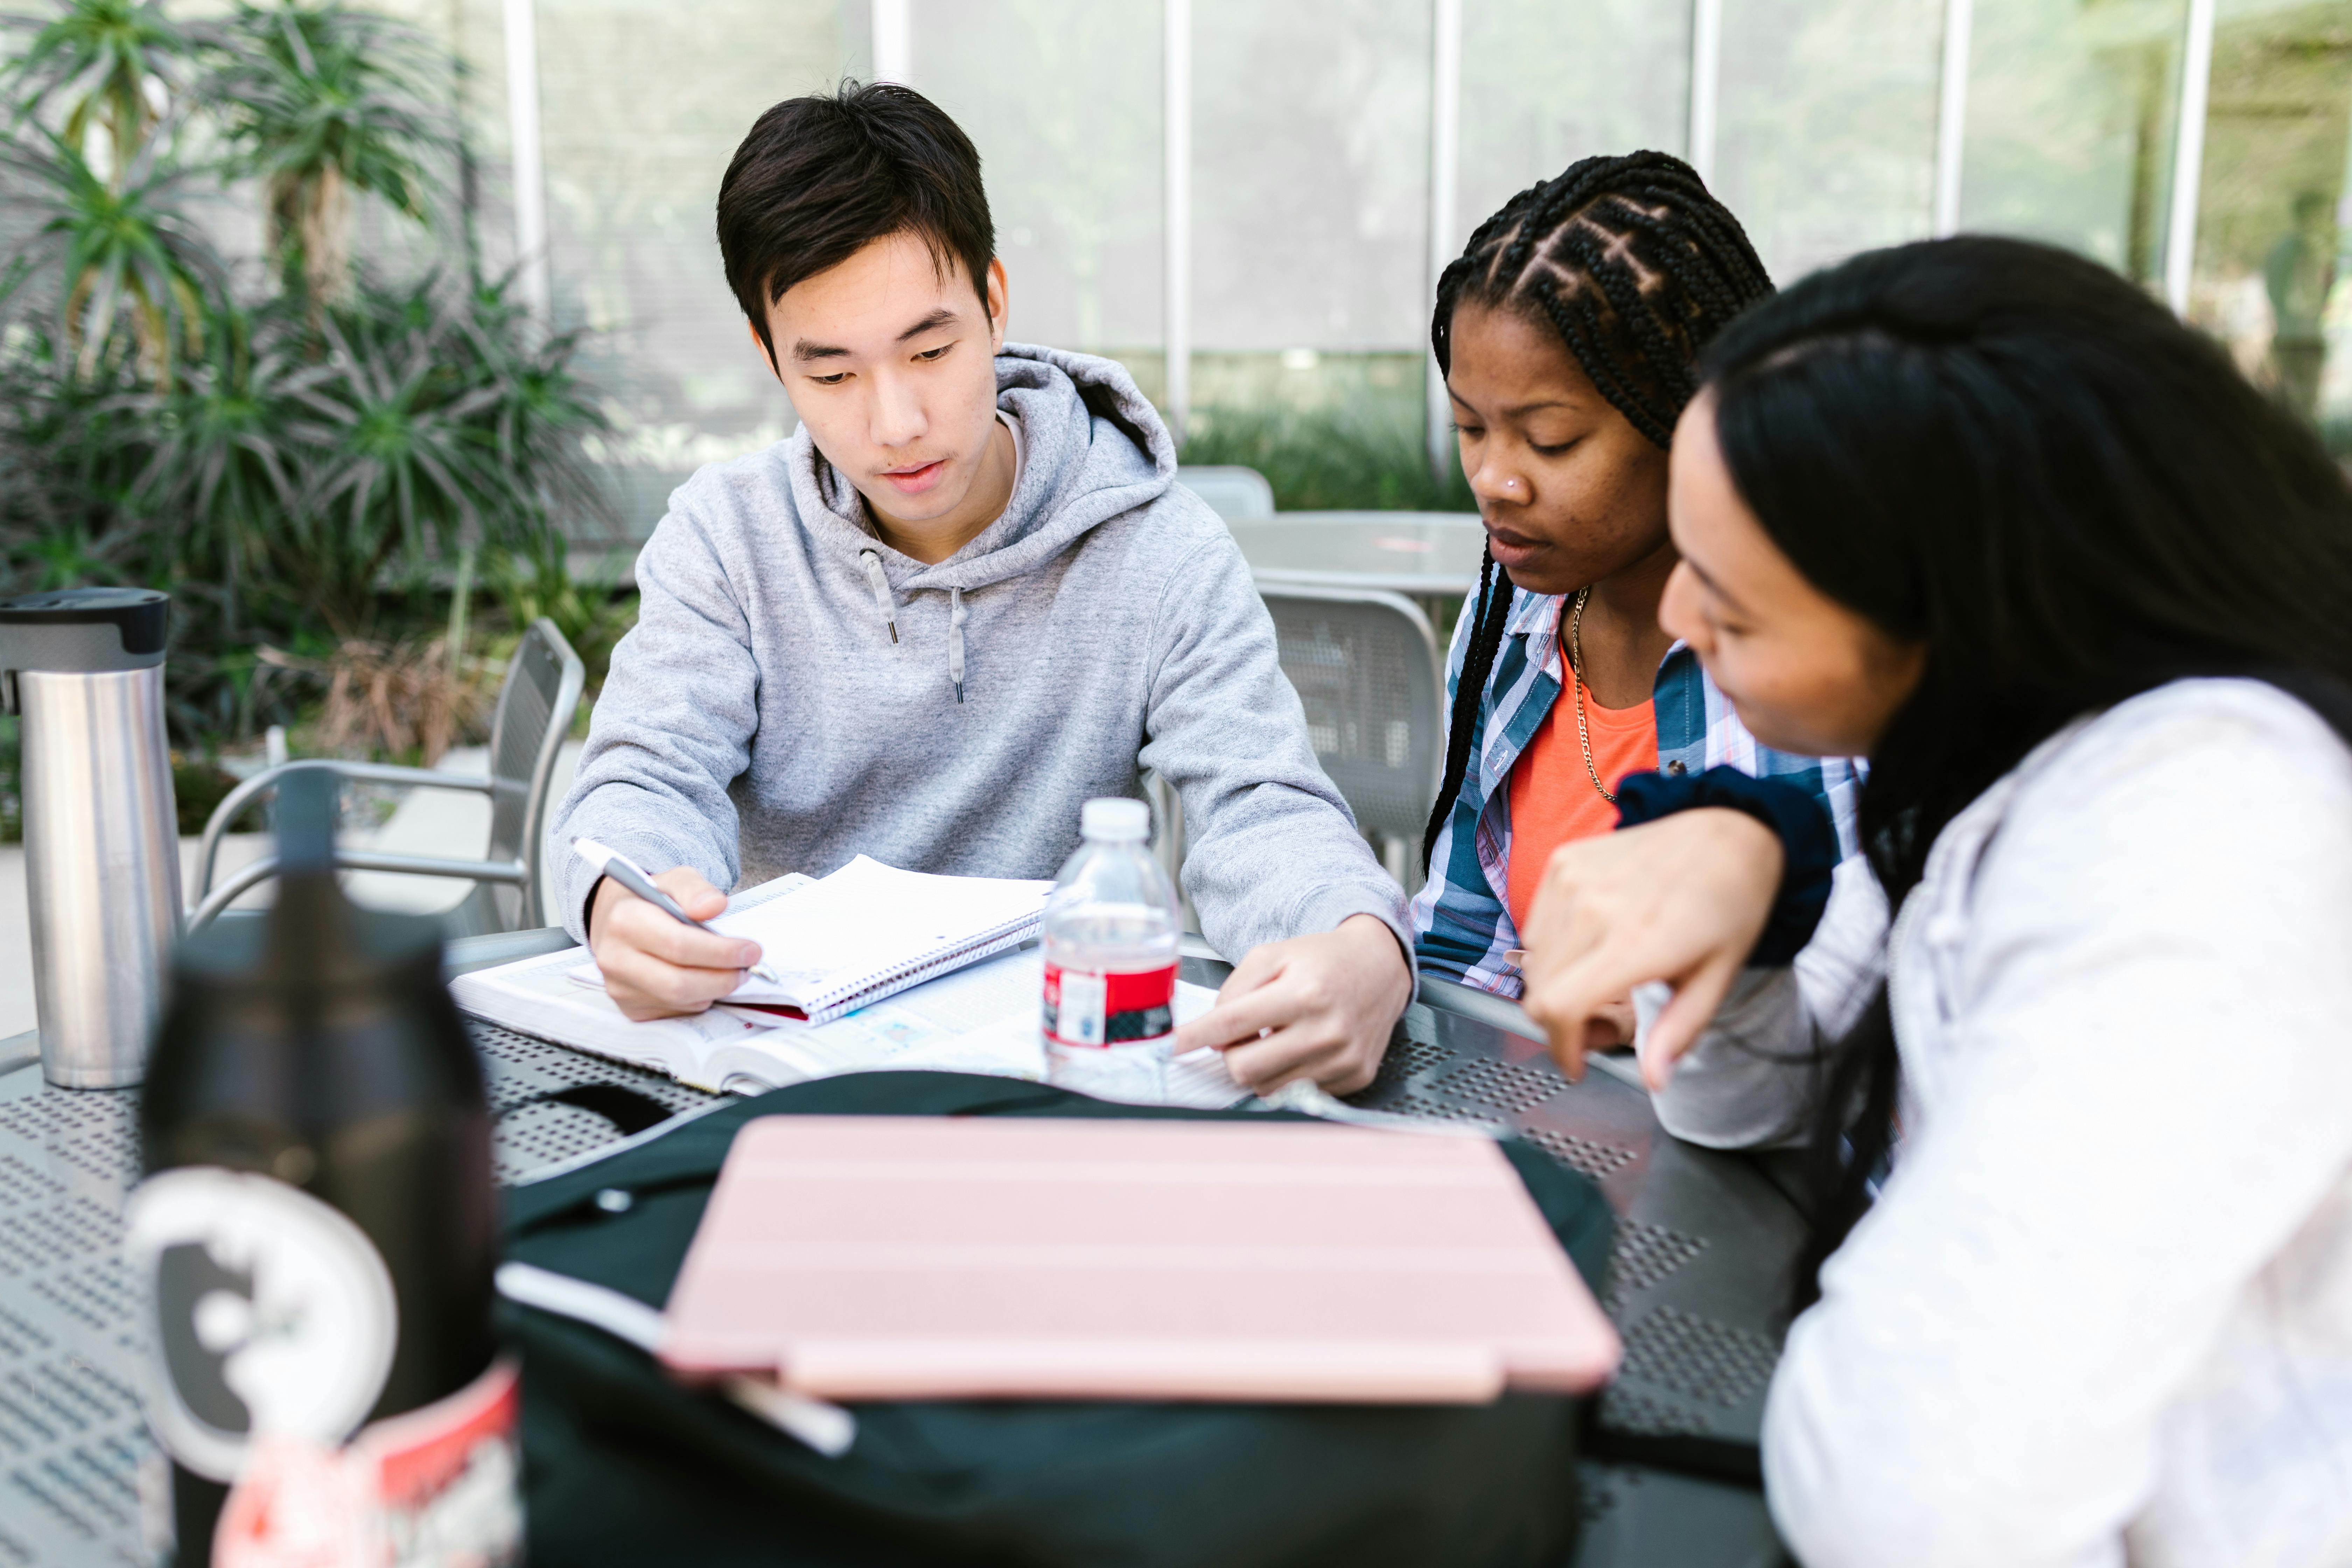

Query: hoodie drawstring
[861,548,969,701]
[859,550,898,645]
[947,586,967,704]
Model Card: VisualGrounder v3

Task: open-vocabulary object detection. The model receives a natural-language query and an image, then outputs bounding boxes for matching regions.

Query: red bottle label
[212,1356,522,1567]
[1043,962,1177,1048]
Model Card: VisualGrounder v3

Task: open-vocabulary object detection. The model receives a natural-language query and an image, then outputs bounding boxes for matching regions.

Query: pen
[572,838,784,985]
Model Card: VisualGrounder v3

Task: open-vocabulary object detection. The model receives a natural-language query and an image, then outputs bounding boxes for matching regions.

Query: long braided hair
[1420,152,1773,872]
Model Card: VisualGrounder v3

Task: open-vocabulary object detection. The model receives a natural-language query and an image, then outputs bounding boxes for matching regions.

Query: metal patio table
[1227,510,1488,631]
[0,929,1795,1568]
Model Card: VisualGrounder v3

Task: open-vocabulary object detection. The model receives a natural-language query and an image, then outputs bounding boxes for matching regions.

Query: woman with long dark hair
[1517,236,2352,1564]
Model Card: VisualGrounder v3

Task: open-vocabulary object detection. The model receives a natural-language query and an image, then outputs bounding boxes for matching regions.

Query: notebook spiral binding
[797,915,1045,1024]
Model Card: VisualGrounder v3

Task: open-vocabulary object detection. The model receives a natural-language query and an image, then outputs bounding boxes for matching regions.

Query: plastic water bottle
[1042,797,1182,1101]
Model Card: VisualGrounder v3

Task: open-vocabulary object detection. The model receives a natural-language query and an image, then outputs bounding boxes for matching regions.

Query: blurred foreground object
[134,769,513,1567]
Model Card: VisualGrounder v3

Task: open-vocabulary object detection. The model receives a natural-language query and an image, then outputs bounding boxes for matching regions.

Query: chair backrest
[1259,587,1443,851]
[1175,465,1275,520]
[479,618,585,930]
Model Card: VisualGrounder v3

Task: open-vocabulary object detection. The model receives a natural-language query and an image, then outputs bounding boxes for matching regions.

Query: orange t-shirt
[1505,677,1658,936]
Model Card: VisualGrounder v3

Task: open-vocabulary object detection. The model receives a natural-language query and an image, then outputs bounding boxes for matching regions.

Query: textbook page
[458,943,1241,1106]
[707,949,1052,1090]
[449,944,785,1082]
[904,952,1239,1111]
[712,950,1241,1109]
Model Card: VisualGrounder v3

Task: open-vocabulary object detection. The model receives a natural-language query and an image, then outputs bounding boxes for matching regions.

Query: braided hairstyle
[1421,152,1773,872]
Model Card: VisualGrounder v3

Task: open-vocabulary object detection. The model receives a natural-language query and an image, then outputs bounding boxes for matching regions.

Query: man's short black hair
[718,80,996,367]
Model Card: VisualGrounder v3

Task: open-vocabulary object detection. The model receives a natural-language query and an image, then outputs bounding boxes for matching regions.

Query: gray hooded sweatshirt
[551,343,1409,964]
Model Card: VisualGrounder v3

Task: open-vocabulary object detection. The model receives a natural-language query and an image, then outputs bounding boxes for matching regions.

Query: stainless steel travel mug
[0,589,182,1088]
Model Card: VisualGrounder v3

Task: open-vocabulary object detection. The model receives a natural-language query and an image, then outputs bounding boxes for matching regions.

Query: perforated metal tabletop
[0,935,1795,1568]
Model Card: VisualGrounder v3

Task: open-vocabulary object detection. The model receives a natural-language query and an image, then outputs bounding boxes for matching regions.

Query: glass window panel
[1958,0,2190,287]
[2182,0,2352,437]
[302,0,464,285]
[528,0,859,533]
[908,1,1164,357]
[1455,0,1689,244]
[1714,0,1945,285]
[1191,0,1432,352]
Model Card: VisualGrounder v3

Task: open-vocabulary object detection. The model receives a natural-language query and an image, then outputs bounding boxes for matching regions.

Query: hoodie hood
[789,342,1177,596]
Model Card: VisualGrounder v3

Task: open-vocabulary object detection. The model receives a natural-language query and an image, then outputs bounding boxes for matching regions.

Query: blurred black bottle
[132,770,504,1566]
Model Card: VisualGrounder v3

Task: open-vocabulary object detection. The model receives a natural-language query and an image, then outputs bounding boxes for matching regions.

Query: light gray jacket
[1650,679,2352,1568]
[551,342,1408,962]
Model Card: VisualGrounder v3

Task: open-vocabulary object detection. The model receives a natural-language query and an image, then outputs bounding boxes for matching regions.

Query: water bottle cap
[1080,797,1149,842]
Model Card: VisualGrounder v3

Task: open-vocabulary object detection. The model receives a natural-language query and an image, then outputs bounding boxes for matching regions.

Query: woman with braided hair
[1412,151,1859,1025]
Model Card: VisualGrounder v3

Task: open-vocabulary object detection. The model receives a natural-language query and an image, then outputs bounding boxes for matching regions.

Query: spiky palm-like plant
[1,0,196,185]
[0,125,213,384]
[208,1,447,307]
[0,1,617,755]
[284,278,568,631]
[462,276,615,537]
[125,297,312,636]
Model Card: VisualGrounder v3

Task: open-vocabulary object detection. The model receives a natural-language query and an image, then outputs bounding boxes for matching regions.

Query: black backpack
[500,1070,1616,1568]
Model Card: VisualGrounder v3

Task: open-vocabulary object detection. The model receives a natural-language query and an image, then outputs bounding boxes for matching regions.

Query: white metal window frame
[1165,0,1194,446]
[1924,0,2215,306]
[1424,0,1462,480]
[873,0,912,84]
[1688,0,1723,187]
[501,0,552,327]
[2165,0,2220,315]
[493,0,2228,416]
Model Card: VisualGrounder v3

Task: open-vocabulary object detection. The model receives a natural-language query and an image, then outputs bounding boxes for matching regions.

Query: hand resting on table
[1519,807,1783,1090]
[1173,914,1413,1096]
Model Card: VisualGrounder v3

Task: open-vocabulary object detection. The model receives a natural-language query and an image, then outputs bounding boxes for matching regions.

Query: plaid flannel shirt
[1410,585,1863,998]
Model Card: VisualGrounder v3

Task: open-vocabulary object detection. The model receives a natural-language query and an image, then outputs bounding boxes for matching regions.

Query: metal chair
[1140,768,1202,934]
[1175,464,1275,520]
[187,618,586,935]
[1258,586,1443,892]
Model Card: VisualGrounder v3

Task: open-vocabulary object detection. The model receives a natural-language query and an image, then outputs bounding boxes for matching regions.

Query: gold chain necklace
[1566,586,1616,805]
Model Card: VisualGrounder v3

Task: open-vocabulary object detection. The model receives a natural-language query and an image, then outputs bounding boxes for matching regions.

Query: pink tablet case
[660,1116,1622,1403]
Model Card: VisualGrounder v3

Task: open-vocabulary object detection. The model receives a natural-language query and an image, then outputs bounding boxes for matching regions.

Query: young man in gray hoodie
[552,82,1412,1092]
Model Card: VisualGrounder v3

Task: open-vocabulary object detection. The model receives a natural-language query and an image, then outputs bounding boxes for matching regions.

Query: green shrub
[0,1,612,761]
[484,542,638,699]
[170,752,239,835]
[1178,404,1476,513]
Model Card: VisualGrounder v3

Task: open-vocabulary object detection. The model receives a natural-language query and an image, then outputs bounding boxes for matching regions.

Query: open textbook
[449,868,1241,1108]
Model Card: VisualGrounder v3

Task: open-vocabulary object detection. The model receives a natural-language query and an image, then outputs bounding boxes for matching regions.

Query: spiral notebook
[569,856,1053,1025]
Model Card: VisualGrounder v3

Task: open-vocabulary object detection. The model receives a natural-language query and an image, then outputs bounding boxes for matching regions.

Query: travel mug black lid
[0,587,169,676]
